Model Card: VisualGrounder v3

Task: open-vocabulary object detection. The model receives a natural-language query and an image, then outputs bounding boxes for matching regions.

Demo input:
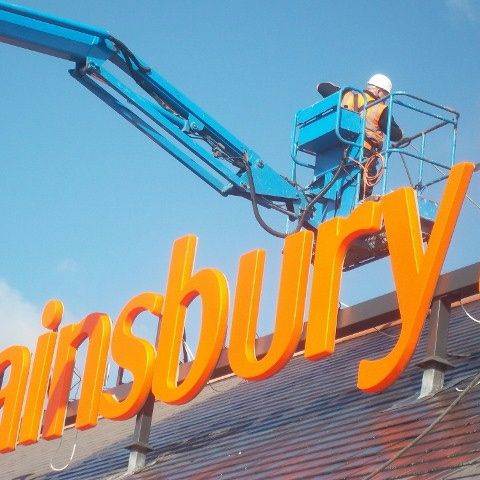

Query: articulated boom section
[0,1,305,226]
[0,2,463,268]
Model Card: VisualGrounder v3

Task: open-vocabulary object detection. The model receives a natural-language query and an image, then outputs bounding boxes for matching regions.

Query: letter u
[228,230,313,380]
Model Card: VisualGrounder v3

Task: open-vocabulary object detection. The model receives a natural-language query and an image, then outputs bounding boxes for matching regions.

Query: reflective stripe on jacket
[341,90,386,149]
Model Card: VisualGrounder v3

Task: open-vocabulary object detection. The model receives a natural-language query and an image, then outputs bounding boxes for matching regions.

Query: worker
[317,74,403,198]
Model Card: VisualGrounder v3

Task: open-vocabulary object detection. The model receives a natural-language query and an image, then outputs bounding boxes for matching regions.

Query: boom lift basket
[290,88,460,270]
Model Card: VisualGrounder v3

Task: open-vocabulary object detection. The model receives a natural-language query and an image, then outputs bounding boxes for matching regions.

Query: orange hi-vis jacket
[342,90,386,149]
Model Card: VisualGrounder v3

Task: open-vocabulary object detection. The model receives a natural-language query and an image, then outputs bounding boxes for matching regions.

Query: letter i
[18,300,63,445]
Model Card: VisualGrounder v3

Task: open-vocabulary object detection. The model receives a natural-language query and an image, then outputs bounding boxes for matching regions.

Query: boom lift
[0,2,464,269]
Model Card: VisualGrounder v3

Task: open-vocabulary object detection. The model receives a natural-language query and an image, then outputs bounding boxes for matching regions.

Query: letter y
[358,162,475,392]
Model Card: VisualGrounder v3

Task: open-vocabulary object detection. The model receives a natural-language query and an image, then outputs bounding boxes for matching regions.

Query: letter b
[152,235,229,404]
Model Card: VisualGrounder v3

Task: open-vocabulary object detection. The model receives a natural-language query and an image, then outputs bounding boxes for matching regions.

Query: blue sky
[0,0,478,360]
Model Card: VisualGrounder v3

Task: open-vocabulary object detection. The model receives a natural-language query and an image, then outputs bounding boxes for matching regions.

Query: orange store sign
[0,162,475,453]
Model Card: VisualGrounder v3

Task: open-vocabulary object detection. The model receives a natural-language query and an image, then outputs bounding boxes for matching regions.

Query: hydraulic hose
[242,157,288,238]
[107,35,186,121]
[108,35,151,74]
[243,152,347,238]
[294,152,347,231]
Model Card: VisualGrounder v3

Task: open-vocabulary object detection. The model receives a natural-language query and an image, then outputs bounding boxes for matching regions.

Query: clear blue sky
[0,0,478,355]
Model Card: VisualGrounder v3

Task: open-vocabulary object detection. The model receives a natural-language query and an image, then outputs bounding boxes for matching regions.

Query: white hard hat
[367,74,392,94]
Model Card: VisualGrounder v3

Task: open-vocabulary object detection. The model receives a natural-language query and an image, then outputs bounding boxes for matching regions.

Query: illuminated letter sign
[0,162,474,452]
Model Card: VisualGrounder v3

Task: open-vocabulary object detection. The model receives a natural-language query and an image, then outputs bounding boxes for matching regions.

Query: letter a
[0,346,30,452]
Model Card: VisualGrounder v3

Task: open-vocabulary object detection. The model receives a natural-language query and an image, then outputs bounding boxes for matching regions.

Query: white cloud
[0,280,41,351]
[446,0,478,22]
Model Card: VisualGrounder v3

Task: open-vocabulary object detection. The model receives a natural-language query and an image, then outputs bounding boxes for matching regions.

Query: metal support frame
[125,393,155,473]
[416,298,454,398]
[124,331,190,472]
[115,366,124,387]
[124,310,164,473]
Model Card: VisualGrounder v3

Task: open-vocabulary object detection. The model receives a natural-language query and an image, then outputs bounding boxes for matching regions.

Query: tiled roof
[3,300,480,480]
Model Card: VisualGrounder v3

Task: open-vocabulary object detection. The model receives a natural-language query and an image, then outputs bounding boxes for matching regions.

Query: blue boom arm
[2,1,467,265]
[0,1,306,235]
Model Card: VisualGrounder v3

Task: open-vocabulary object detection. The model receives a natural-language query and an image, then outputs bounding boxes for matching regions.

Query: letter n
[43,313,111,439]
